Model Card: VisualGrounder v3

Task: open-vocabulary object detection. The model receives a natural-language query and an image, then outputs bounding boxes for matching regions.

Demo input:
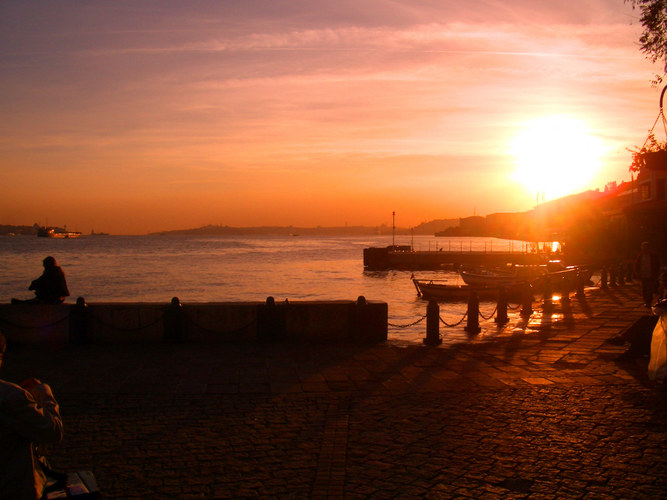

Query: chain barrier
[182,313,256,337]
[93,313,164,332]
[388,315,427,328]
[0,313,71,330]
[439,311,467,328]
[478,306,497,321]
[507,301,523,311]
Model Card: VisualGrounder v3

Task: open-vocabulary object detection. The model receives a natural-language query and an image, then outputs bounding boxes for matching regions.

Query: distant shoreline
[149,224,442,237]
[0,219,460,237]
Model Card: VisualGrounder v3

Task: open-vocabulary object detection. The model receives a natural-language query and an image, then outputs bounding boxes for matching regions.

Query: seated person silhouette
[0,331,64,499]
[11,256,70,304]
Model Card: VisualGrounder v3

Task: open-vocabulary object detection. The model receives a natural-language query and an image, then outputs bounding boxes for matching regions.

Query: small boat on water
[37,226,82,239]
[412,278,519,302]
[458,267,529,288]
[458,261,594,291]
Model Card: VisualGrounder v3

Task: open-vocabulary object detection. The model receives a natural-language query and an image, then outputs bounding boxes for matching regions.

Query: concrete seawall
[0,298,388,345]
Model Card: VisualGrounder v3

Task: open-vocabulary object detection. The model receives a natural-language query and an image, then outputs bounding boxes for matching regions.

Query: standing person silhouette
[0,332,64,499]
[635,242,660,308]
[12,256,69,305]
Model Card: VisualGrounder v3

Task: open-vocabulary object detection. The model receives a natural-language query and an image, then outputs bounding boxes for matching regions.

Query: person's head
[43,256,56,269]
[0,332,5,369]
[641,241,650,253]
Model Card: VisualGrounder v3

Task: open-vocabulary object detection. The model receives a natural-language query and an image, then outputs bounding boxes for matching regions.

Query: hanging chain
[478,306,497,321]
[388,315,427,328]
[439,311,467,328]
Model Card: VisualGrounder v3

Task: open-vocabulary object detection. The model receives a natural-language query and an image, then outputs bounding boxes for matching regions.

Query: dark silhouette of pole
[521,285,533,318]
[495,288,509,325]
[424,299,442,345]
[69,296,89,344]
[164,297,185,342]
[465,292,481,334]
[542,277,553,313]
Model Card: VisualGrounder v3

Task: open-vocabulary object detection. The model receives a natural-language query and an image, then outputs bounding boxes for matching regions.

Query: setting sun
[511,116,604,202]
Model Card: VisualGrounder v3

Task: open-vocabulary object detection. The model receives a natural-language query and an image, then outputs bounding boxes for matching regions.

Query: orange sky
[0,1,663,234]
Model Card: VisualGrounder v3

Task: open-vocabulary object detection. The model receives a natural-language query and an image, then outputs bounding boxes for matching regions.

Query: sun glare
[511,116,603,201]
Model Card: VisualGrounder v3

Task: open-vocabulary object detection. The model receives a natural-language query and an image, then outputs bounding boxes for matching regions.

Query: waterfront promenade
[3,282,666,498]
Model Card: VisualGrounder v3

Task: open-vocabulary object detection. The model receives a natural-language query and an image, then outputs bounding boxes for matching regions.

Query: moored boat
[459,262,593,292]
[458,266,532,288]
[412,278,519,302]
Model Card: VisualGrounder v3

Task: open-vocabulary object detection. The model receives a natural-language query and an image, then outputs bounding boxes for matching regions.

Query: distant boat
[91,229,110,236]
[37,226,82,239]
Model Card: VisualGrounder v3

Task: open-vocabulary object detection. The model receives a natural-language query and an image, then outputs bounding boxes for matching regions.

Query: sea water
[0,234,524,345]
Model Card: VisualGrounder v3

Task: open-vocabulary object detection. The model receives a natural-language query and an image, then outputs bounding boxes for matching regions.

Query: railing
[389,267,621,345]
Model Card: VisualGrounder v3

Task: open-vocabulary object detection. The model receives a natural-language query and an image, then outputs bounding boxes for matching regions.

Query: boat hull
[412,279,520,302]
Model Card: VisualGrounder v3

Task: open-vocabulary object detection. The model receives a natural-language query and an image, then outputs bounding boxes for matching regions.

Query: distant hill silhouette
[152,224,389,236]
[150,221,459,237]
[0,224,39,235]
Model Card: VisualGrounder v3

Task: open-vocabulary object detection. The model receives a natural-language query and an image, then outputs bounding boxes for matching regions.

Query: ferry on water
[37,226,82,239]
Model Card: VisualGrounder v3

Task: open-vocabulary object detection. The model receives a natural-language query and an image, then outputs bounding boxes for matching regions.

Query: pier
[363,245,548,270]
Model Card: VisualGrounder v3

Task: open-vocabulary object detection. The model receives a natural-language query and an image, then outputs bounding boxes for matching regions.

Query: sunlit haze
[0,1,663,234]
[511,115,605,200]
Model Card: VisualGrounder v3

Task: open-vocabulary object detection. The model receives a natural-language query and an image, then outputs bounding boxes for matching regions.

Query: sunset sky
[0,1,664,234]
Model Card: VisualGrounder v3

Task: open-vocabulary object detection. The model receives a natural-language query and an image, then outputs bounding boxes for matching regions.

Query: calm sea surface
[0,234,526,345]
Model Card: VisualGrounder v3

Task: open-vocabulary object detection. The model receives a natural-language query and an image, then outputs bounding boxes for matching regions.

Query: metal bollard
[600,267,608,289]
[423,299,442,345]
[258,296,286,341]
[495,287,509,325]
[561,275,571,305]
[542,277,553,312]
[610,265,618,287]
[520,285,533,318]
[163,296,185,342]
[69,296,89,344]
[575,270,585,299]
[465,292,481,334]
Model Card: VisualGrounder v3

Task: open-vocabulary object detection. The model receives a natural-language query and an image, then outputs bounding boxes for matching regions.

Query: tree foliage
[627,0,667,73]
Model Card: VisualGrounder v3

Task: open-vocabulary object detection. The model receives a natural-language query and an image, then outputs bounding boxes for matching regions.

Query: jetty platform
[2,282,666,498]
[363,245,551,270]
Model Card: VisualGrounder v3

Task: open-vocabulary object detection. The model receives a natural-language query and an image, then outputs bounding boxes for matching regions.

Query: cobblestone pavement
[3,283,666,498]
